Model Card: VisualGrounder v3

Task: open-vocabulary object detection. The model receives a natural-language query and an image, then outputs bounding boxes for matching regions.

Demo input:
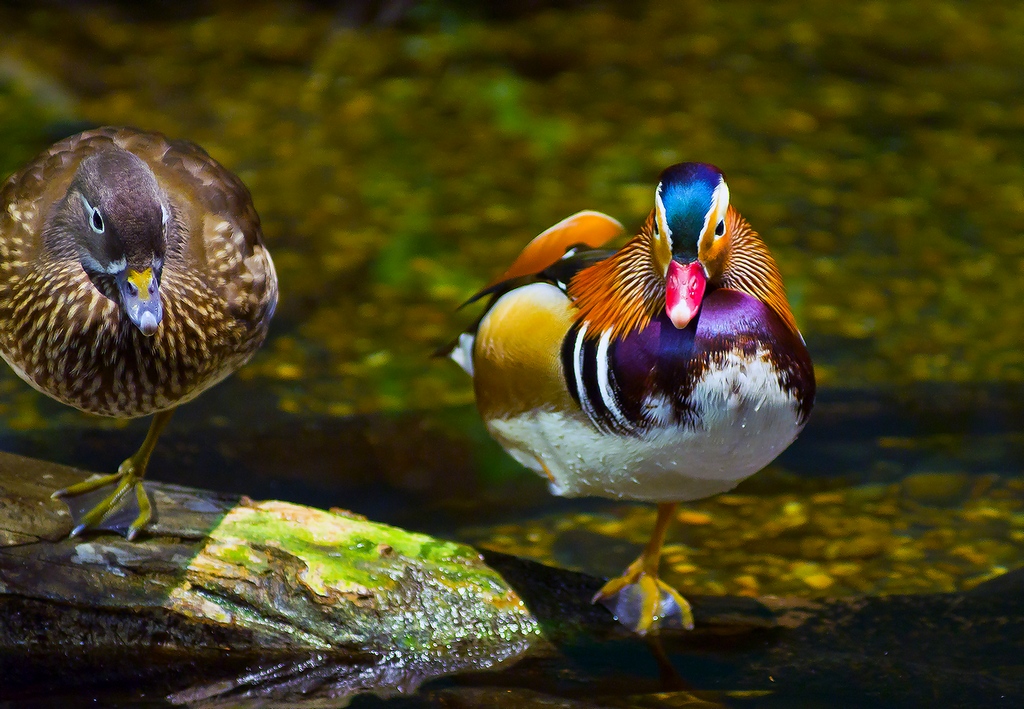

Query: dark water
[2,381,1023,707]
[1,379,1021,531]
[1,0,1022,706]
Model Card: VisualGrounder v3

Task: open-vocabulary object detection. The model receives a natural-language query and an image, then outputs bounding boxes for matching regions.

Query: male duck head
[62,149,168,336]
[651,162,730,330]
[568,160,792,343]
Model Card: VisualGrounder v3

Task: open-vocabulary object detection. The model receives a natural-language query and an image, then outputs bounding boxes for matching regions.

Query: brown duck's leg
[592,502,695,634]
[52,408,176,541]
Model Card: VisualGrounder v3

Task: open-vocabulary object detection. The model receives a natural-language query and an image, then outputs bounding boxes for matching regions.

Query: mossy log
[0,450,540,697]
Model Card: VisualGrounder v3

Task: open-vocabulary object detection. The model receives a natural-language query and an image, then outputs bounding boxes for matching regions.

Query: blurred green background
[3,0,1024,426]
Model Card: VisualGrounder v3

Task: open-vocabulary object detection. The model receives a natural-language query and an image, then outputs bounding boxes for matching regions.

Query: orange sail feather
[481,210,624,291]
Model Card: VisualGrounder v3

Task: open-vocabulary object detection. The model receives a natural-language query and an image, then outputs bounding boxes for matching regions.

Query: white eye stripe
[79,195,105,234]
[654,186,672,250]
[699,178,730,245]
[711,179,730,242]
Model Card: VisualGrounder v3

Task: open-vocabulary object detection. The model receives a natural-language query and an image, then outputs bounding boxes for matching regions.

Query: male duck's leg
[592,502,695,634]
[52,408,176,540]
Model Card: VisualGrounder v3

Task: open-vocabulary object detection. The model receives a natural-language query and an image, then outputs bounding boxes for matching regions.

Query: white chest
[486,349,805,502]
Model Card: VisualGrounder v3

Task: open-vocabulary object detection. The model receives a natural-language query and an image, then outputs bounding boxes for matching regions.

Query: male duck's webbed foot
[592,561,695,634]
[51,408,174,540]
[591,502,695,634]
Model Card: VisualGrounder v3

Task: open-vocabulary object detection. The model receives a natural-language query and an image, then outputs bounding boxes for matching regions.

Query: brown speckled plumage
[0,127,277,419]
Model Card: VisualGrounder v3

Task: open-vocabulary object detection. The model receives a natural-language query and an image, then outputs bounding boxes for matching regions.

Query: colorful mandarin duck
[0,127,278,540]
[448,162,815,633]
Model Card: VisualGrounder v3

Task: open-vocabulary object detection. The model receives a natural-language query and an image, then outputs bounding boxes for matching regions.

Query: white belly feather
[486,349,804,503]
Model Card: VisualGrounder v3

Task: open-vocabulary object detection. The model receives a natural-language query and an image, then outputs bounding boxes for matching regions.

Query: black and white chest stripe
[560,322,643,436]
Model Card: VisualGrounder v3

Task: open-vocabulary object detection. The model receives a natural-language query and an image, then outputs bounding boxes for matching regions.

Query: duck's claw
[593,559,695,634]
[53,466,153,539]
[50,408,174,540]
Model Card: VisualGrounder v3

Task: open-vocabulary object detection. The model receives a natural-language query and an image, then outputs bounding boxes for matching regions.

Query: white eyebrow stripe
[698,183,717,241]
[711,179,730,242]
[697,177,731,251]
[654,186,672,251]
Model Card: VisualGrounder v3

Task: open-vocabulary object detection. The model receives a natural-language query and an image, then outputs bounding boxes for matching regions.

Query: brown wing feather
[480,210,623,292]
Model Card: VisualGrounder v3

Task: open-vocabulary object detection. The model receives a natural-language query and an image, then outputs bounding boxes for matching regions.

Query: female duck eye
[714,219,725,237]
[90,208,104,233]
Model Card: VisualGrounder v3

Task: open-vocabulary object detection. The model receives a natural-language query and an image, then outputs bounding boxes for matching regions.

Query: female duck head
[64,148,168,336]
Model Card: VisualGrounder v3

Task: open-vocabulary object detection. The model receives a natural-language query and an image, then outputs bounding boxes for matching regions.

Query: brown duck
[0,127,278,539]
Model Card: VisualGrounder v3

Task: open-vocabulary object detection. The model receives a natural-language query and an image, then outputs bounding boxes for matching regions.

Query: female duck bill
[116,266,162,336]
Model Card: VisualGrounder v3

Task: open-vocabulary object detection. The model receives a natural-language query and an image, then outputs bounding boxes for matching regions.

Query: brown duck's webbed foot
[592,502,695,634]
[51,408,175,540]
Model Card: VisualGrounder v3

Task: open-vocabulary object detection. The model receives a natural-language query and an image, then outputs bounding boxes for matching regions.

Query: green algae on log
[0,450,540,695]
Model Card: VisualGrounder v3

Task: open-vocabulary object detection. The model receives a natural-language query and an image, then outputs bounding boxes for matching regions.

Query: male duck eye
[90,208,104,233]
[714,219,725,237]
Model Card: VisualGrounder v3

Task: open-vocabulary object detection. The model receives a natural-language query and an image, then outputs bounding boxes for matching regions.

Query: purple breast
[567,288,815,433]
